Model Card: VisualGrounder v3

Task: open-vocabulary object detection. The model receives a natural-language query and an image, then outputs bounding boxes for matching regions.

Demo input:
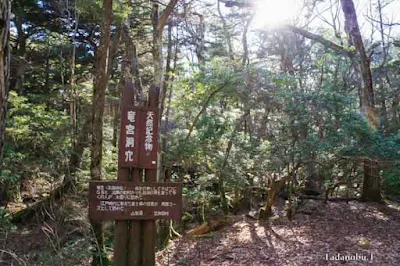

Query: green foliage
[6,91,70,156]
[2,91,70,198]
[0,209,16,232]
[383,165,400,197]
[76,0,132,23]
[37,238,94,266]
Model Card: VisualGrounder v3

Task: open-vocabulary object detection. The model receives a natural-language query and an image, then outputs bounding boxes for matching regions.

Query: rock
[357,238,371,249]
[246,210,259,220]
[268,214,280,220]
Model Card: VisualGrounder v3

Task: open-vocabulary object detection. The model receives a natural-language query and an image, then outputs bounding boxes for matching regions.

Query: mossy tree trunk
[0,0,10,203]
[89,0,113,264]
[259,178,285,220]
[340,0,381,202]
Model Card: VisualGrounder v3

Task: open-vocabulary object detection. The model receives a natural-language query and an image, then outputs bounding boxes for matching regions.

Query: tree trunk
[361,159,381,202]
[65,117,92,189]
[69,5,79,149]
[259,178,285,220]
[151,1,179,248]
[304,153,320,195]
[160,23,175,182]
[11,17,26,93]
[0,0,10,202]
[241,16,252,66]
[340,0,381,202]
[195,13,205,64]
[112,79,122,148]
[151,0,179,183]
[89,0,113,264]
[217,0,234,61]
[152,0,179,92]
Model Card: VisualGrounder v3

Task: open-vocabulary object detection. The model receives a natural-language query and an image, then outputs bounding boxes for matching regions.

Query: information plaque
[89,181,182,221]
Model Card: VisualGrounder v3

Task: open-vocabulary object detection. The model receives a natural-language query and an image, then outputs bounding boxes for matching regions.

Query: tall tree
[340,0,381,202]
[0,0,10,176]
[151,0,179,109]
[151,0,179,184]
[89,0,113,264]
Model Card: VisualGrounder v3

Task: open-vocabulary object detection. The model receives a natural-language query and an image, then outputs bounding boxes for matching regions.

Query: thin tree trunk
[217,0,234,61]
[219,111,250,214]
[0,0,10,202]
[65,117,92,189]
[152,0,179,92]
[130,40,144,101]
[152,3,164,92]
[195,13,205,64]
[69,9,79,150]
[90,0,113,264]
[161,23,173,111]
[151,1,179,248]
[242,16,253,66]
[112,81,121,147]
[159,23,174,183]
[10,17,26,93]
[151,0,179,183]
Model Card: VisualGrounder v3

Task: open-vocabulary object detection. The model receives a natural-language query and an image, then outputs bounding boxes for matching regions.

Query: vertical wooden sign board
[89,85,181,266]
[142,87,158,266]
[114,82,136,266]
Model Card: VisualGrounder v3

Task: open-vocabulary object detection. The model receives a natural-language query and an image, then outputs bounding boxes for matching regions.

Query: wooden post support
[113,168,130,266]
[128,168,142,265]
[114,82,140,266]
[89,85,180,266]
[142,86,159,266]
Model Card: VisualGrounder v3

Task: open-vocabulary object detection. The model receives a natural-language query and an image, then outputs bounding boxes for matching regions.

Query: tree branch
[366,15,400,27]
[284,25,354,57]
[184,84,227,141]
[157,0,179,33]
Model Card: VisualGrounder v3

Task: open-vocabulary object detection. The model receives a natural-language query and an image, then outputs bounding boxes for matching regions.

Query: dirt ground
[158,200,400,266]
[1,199,400,265]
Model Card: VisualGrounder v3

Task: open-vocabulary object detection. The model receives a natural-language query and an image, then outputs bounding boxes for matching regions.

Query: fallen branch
[186,218,230,236]
[299,195,359,202]
[0,249,27,266]
[11,180,72,223]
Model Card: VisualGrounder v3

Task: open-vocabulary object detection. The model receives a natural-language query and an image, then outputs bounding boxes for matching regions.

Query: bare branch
[366,15,400,27]
[283,25,354,57]
[157,0,180,33]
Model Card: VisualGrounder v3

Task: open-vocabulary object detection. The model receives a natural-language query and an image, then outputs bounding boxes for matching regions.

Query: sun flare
[252,0,298,29]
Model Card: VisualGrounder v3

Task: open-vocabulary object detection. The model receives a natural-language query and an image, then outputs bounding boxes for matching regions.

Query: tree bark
[152,0,179,92]
[0,0,10,199]
[217,0,234,61]
[285,25,353,57]
[89,0,113,264]
[195,13,205,64]
[66,117,92,188]
[10,16,26,93]
[159,23,175,183]
[340,0,381,202]
[242,16,253,66]
[219,111,250,214]
[151,2,179,248]
[69,4,79,149]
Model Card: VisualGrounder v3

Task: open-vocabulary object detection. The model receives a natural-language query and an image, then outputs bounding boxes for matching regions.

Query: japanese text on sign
[124,111,136,162]
[89,181,182,220]
[144,111,154,152]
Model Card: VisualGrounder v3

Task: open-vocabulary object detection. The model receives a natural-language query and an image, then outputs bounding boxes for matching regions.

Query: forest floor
[157,199,400,266]
[1,195,400,265]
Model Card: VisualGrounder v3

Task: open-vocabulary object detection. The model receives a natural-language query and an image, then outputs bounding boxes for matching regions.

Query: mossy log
[11,181,71,223]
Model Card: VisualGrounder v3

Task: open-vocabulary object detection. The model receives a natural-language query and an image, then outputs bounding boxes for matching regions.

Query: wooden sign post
[89,86,182,266]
